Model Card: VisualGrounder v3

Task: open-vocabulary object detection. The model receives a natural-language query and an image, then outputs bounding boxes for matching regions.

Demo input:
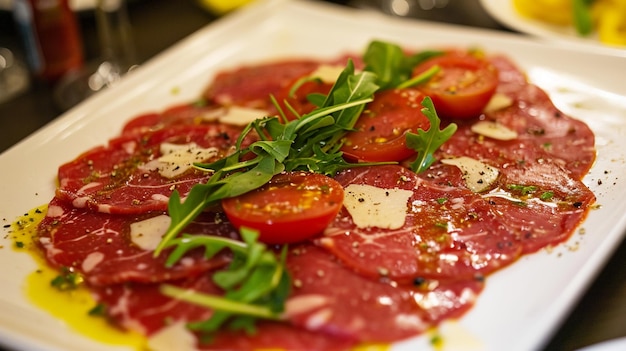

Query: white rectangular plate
[1,1,626,350]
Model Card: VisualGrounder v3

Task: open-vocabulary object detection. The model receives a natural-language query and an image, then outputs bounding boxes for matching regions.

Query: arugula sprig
[406,97,458,173]
[160,228,290,334]
[363,40,443,89]
[362,40,457,174]
[155,40,459,336]
[155,60,379,257]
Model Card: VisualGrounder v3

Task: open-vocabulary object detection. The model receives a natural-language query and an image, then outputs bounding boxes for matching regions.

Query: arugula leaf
[156,62,379,256]
[160,228,289,334]
[155,156,283,256]
[406,96,458,173]
[363,40,443,90]
[156,40,459,337]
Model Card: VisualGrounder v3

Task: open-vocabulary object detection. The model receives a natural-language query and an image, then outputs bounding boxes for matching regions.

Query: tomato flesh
[340,88,431,162]
[413,51,498,120]
[221,172,344,244]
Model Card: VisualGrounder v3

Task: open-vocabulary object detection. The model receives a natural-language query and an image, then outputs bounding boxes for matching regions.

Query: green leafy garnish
[507,184,538,195]
[363,40,443,90]
[88,303,107,317]
[160,228,289,334]
[406,97,458,173]
[540,191,555,201]
[50,267,83,291]
[154,60,379,256]
[154,39,459,337]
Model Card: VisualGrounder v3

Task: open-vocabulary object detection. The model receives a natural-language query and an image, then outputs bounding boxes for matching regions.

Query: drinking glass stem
[95,0,136,75]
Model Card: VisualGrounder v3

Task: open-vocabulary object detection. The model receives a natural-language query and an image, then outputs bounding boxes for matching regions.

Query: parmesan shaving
[141,142,219,179]
[309,64,345,84]
[218,106,268,126]
[471,120,518,141]
[147,321,198,351]
[483,92,513,113]
[441,156,499,193]
[130,214,172,251]
[343,184,413,229]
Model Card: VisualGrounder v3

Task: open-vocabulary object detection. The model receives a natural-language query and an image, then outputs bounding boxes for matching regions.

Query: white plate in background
[479,0,626,56]
[1,0,626,350]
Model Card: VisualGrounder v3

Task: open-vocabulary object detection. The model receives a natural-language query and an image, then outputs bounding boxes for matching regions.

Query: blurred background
[0,0,511,154]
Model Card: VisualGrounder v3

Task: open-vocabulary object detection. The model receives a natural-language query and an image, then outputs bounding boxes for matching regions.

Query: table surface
[1,1,625,350]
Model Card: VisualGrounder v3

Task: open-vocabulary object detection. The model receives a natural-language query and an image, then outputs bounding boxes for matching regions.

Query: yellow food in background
[591,0,626,45]
[513,0,574,25]
[512,0,626,47]
[198,0,253,15]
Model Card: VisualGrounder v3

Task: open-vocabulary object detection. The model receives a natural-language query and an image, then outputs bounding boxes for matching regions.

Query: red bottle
[13,0,84,82]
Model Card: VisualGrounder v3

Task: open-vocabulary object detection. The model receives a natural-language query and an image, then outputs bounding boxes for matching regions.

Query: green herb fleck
[507,184,538,195]
[540,191,555,201]
[50,267,82,291]
[88,303,107,316]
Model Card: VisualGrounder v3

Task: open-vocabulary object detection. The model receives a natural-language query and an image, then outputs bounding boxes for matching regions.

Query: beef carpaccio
[35,42,595,351]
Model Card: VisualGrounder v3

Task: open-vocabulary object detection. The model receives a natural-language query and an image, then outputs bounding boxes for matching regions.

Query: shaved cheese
[441,157,499,193]
[483,92,513,113]
[147,321,198,351]
[309,64,345,84]
[141,142,218,178]
[218,106,268,126]
[199,107,227,122]
[471,120,518,141]
[130,214,172,251]
[284,294,329,317]
[343,184,413,229]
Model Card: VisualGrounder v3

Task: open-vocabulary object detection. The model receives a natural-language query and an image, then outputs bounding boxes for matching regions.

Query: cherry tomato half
[412,51,498,120]
[221,172,344,244]
[340,88,431,162]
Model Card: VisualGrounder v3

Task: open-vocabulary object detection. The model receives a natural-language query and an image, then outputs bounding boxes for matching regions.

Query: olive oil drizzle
[8,205,145,349]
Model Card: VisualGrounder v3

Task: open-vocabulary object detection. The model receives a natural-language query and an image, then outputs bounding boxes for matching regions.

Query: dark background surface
[1,1,625,350]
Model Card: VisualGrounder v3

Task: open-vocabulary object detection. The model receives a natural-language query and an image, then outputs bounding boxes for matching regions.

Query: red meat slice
[285,245,483,343]
[93,244,481,348]
[94,273,357,351]
[37,197,237,286]
[205,322,356,351]
[121,103,231,135]
[92,274,218,335]
[321,165,523,282]
[488,161,596,254]
[439,84,595,181]
[202,59,321,110]
[56,123,242,214]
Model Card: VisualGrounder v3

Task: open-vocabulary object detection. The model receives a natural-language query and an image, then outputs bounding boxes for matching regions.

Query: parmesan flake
[343,184,413,229]
[130,215,172,251]
[441,157,499,193]
[471,120,518,141]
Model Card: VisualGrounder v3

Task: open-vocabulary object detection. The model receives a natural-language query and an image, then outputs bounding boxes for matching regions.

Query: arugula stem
[154,191,218,256]
[293,98,373,133]
[160,285,284,320]
[397,65,440,89]
[152,39,458,337]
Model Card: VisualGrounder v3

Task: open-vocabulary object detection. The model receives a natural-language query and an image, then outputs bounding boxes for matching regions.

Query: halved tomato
[221,172,344,244]
[412,51,498,120]
[340,88,431,162]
